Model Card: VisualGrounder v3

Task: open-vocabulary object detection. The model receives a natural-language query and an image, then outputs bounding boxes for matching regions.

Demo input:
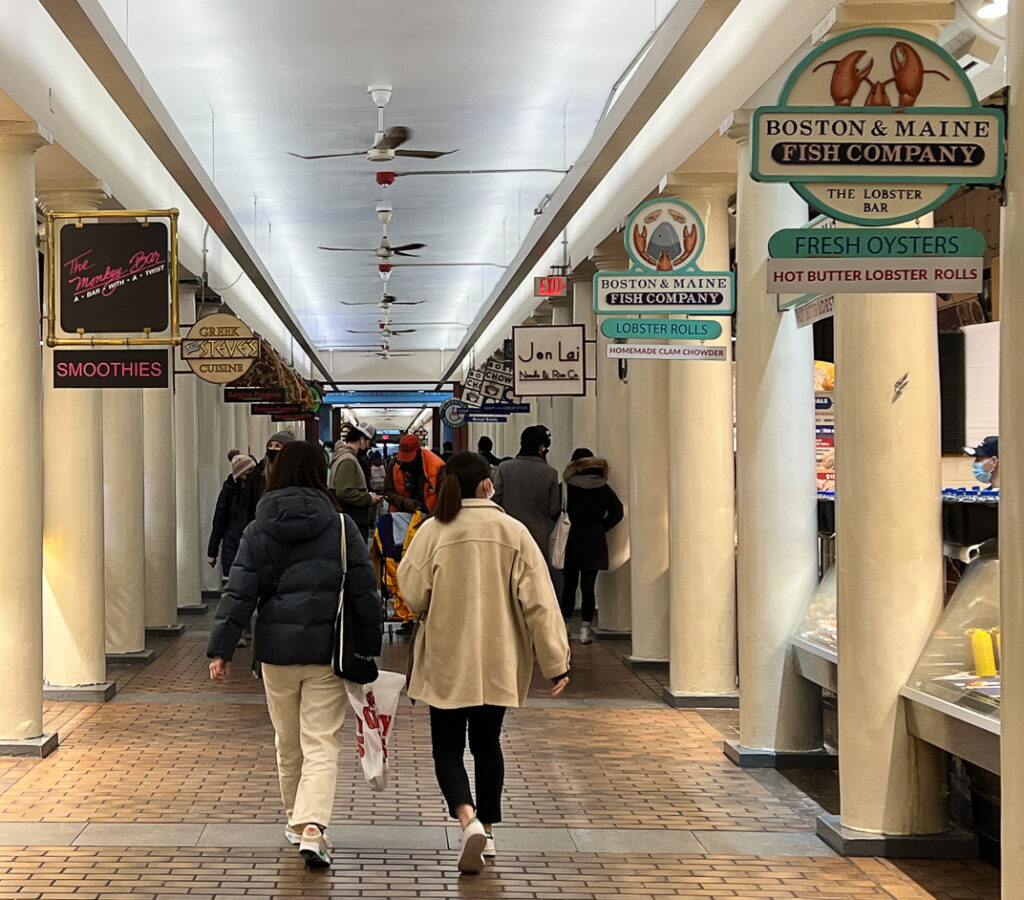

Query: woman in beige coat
[397,451,570,875]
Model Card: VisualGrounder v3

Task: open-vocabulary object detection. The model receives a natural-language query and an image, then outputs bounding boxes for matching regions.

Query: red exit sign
[533,276,567,298]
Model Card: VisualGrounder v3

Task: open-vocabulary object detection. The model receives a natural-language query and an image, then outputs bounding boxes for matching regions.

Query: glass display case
[906,556,1000,724]
[794,563,837,654]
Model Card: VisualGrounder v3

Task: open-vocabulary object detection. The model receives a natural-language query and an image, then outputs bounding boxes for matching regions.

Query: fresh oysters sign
[751,28,1004,225]
[593,198,735,316]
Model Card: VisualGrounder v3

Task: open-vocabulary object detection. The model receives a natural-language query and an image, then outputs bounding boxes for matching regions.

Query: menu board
[814,361,835,491]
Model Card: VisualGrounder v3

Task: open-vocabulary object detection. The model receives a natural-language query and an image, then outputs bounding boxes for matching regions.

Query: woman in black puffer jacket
[207,440,382,869]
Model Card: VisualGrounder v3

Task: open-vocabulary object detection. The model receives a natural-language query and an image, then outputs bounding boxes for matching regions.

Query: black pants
[560,567,598,622]
[429,705,506,824]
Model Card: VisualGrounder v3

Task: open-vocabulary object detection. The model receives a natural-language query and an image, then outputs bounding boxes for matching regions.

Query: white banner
[606,343,728,361]
[794,295,835,329]
[768,257,982,294]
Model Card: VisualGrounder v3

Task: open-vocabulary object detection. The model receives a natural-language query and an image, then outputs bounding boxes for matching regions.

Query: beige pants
[261,663,347,829]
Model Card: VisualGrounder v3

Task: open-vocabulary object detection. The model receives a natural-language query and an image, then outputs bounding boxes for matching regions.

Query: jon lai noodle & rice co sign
[751,27,1004,225]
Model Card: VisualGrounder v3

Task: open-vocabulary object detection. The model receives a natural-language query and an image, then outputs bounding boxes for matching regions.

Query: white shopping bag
[345,670,405,792]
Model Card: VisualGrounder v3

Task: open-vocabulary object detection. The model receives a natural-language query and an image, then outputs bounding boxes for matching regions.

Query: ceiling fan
[347,323,418,338]
[360,341,412,359]
[319,204,425,258]
[338,293,425,308]
[289,85,457,162]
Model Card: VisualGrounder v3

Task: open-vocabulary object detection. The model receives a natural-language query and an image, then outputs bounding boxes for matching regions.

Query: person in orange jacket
[382,434,445,515]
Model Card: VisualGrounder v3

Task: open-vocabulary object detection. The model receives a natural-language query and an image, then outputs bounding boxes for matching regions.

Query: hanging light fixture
[976,0,1007,19]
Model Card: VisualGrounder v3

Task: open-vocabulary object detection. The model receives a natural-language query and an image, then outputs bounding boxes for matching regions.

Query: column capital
[590,232,629,272]
[721,110,752,145]
[36,178,110,214]
[660,172,735,201]
[827,1,954,39]
[0,120,52,155]
[568,258,596,283]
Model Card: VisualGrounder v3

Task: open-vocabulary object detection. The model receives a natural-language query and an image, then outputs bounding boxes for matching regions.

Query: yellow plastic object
[969,628,998,676]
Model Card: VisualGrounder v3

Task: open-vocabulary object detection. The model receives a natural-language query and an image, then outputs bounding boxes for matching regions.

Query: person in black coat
[558,448,624,644]
[207,440,382,870]
[207,450,258,577]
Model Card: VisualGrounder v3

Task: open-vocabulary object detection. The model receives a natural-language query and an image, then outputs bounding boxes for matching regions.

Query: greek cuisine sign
[594,198,735,316]
[751,28,1005,225]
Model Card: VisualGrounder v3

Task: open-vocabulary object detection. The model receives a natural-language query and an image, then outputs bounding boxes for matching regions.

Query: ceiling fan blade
[288,151,365,159]
[338,300,379,306]
[318,245,375,252]
[346,329,383,334]
[390,261,505,268]
[394,167,567,176]
[387,328,417,334]
[374,126,411,150]
[390,300,426,305]
[394,149,458,159]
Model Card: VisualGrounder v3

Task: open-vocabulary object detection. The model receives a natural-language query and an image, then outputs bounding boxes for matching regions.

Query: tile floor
[0,607,1000,899]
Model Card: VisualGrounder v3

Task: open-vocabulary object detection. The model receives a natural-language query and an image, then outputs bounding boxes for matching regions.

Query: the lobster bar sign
[593,198,735,316]
[751,27,1005,225]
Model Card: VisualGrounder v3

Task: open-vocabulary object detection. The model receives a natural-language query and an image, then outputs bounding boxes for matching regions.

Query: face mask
[266,448,279,464]
[973,460,992,484]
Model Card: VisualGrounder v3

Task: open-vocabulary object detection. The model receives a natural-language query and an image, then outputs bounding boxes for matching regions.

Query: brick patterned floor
[0,611,1002,898]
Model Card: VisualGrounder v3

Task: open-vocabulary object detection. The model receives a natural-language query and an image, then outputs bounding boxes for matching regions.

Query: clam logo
[625,199,705,272]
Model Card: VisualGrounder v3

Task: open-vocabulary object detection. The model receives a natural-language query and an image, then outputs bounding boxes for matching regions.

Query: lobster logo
[631,205,700,271]
[812,41,949,108]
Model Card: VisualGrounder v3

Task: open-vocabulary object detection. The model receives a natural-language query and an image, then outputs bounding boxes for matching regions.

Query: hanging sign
[251,402,307,417]
[795,295,835,329]
[225,387,286,403]
[52,349,169,389]
[512,324,586,396]
[768,227,986,259]
[767,257,981,294]
[606,343,728,361]
[751,27,1005,225]
[593,198,735,316]
[465,414,508,423]
[439,397,469,428]
[533,276,568,298]
[462,357,519,408]
[58,219,171,335]
[181,313,259,384]
[600,317,723,341]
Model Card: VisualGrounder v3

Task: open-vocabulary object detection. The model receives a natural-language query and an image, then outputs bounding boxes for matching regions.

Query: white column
[1001,1,1024,889]
[143,388,178,624]
[828,1,949,838]
[174,339,202,609]
[591,239,632,633]
[571,267,598,453]
[234,402,249,455]
[197,379,223,592]
[662,175,736,694]
[218,386,236,457]
[0,123,50,746]
[730,120,822,746]
[547,297,574,475]
[104,390,145,652]
[40,180,109,687]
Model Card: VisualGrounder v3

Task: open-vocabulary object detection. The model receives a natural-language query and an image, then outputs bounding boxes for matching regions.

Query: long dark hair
[433,451,491,524]
[265,440,341,510]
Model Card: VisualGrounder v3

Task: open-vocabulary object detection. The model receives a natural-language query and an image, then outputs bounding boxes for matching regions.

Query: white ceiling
[93,0,673,355]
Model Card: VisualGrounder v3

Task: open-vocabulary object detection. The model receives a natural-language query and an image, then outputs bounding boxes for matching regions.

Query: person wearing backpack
[207,440,382,870]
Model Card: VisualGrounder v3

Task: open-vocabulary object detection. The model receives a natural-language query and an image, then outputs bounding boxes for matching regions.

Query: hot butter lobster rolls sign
[751,28,1004,225]
[593,198,735,316]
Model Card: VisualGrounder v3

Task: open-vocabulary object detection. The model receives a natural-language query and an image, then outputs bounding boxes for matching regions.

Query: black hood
[563,456,610,488]
[255,487,337,544]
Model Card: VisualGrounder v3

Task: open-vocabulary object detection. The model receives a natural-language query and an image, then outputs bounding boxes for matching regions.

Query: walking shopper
[207,449,257,577]
[493,425,560,561]
[398,452,570,874]
[558,448,624,643]
[207,440,382,870]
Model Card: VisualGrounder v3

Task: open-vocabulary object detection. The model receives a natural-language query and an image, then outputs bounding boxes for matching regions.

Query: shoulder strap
[339,513,348,575]
[561,482,567,513]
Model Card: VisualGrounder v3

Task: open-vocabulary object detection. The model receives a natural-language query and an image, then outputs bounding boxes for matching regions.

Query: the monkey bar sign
[593,198,735,316]
[751,28,1004,225]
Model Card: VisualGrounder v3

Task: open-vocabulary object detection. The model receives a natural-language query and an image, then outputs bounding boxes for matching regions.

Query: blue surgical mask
[973,460,992,484]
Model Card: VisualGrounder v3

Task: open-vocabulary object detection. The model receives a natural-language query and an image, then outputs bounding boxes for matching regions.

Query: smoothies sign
[751,28,1005,225]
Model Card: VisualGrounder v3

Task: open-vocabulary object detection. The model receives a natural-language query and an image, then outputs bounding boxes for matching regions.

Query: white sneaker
[299,824,331,868]
[284,824,302,845]
[580,623,593,644]
[458,818,487,874]
[483,831,496,859]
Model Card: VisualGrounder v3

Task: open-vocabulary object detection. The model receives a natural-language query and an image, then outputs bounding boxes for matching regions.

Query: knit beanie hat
[231,454,256,479]
[227,448,241,462]
[267,431,296,447]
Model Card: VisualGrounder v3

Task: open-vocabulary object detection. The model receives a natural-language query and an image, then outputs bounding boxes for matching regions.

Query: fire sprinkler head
[367,84,393,108]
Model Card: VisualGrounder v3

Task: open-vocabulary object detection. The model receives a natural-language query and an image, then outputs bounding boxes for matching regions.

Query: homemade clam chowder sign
[593,198,735,316]
[751,27,1004,225]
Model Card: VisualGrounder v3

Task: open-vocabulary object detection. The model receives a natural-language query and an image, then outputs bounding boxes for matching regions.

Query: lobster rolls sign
[751,28,1004,225]
[593,198,735,316]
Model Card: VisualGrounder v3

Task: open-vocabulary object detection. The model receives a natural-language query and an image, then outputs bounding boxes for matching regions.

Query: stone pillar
[143,388,178,625]
[218,386,235,457]
[234,402,249,455]
[196,379,222,592]
[817,1,954,850]
[0,122,54,753]
[548,297,574,474]
[661,175,737,698]
[728,118,822,751]
[104,389,146,652]
[1001,1,1024,889]
[173,314,203,610]
[40,179,111,690]
[571,265,598,453]
[591,237,632,634]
